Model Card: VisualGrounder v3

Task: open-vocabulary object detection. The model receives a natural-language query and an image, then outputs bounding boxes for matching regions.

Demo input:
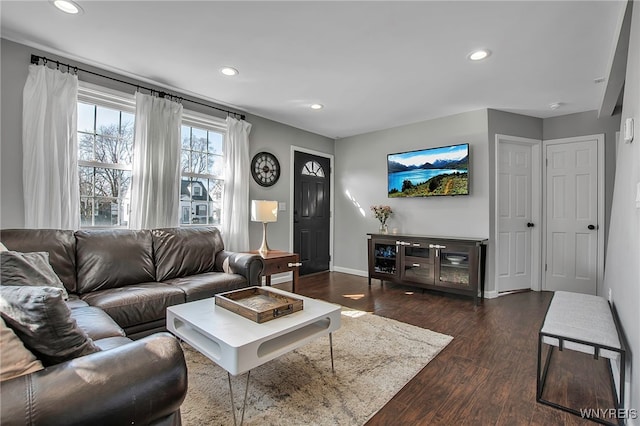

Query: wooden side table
[248,250,302,292]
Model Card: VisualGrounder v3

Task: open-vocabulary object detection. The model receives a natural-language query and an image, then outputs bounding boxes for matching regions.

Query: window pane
[208,131,223,154]
[120,112,134,137]
[77,103,95,133]
[78,134,94,161]
[80,198,93,226]
[118,138,133,165]
[94,198,118,226]
[180,177,192,201]
[96,136,120,164]
[209,202,220,225]
[191,128,207,151]
[208,179,223,202]
[207,154,224,177]
[118,170,132,199]
[95,106,120,136]
[191,152,206,174]
[181,126,191,150]
[180,206,190,225]
[79,166,94,196]
[181,151,190,173]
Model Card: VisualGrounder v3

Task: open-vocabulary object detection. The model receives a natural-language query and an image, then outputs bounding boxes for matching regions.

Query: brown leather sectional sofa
[1,226,263,338]
[0,226,264,425]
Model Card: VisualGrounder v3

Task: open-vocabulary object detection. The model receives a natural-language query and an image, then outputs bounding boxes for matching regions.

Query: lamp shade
[251,200,278,223]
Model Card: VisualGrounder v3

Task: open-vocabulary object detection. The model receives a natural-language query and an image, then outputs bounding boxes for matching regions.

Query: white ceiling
[0,1,627,139]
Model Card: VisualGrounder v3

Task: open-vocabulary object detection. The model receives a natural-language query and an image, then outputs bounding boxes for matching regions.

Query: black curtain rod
[31,54,246,120]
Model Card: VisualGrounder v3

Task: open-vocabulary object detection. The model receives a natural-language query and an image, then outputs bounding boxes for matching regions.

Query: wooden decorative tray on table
[214,287,303,323]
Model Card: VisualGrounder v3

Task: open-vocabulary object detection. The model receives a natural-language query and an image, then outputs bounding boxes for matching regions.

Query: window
[302,160,325,177]
[180,113,226,226]
[77,83,227,229]
[77,85,135,227]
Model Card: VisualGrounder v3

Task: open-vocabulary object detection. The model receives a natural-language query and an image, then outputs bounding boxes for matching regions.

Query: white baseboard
[484,290,499,299]
[333,266,368,277]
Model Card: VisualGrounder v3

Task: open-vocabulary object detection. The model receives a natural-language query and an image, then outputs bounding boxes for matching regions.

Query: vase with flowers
[370,205,393,234]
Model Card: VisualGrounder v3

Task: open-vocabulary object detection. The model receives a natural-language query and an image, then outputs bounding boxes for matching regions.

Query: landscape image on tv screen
[388,143,469,197]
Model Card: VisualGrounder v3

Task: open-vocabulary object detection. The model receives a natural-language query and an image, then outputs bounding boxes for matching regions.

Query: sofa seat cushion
[66,295,89,310]
[80,283,185,329]
[152,227,224,281]
[75,229,156,293]
[163,272,247,302]
[93,336,133,351]
[71,306,126,340]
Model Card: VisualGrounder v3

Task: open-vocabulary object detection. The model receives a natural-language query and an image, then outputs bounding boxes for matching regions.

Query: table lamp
[251,200,278,253]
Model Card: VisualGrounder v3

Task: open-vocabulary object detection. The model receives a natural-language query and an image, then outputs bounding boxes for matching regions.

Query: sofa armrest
[215,251,264,286]
[0,332,187,426]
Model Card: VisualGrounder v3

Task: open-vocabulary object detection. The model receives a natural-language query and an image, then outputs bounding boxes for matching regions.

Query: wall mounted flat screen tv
[387,143,469,197]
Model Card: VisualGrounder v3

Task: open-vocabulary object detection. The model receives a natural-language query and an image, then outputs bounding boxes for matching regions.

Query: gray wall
[0,39,335,254]
[544,110,622,268]
[333,109,490,276]
[246,114,334,252]
[603,0,640,413]
[487,110,543,294]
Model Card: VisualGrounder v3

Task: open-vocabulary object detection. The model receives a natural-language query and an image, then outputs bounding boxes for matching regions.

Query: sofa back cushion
[75,229,156,293]
[152,227,224,281]
[0,229,77,293]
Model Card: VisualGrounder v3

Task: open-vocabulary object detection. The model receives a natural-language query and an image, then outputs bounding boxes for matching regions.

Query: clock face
[251,152,281,187]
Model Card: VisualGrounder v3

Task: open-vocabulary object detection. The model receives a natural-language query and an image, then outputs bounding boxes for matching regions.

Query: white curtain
[129,92,183,229]
[22,64,80,229]
[222,116,252,251]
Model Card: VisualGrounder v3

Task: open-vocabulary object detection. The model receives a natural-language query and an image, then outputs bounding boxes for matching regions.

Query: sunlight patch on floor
[341,309,368,318]
[343,293,365,300]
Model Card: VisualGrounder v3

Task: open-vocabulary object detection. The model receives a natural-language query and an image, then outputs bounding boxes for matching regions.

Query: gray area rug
[180,308,452,425]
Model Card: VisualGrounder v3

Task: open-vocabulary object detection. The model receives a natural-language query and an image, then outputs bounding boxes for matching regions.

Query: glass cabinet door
[373,241,398,275]
[437,245,472,288]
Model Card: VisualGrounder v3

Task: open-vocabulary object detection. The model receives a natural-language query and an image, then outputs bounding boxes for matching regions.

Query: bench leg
[537,336,554,401]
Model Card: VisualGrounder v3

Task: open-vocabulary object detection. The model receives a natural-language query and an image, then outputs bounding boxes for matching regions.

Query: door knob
[588,224,597,230]
[527,222,534,228]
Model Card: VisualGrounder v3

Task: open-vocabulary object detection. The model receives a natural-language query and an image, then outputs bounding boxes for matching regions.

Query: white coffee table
[166,287,341,425]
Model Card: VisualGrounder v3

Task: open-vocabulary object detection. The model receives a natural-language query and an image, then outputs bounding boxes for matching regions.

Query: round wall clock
[251,151,281,187]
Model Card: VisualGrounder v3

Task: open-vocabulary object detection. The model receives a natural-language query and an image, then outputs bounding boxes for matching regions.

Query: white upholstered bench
[537,291,626,425]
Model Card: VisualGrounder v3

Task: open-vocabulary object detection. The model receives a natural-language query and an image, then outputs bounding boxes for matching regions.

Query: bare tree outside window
[78,102,133,227]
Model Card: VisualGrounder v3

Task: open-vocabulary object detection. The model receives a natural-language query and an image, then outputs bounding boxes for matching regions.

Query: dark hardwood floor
[273,271,617,425]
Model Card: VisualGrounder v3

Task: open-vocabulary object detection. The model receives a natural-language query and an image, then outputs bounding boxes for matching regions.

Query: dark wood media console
[367,233,488,305]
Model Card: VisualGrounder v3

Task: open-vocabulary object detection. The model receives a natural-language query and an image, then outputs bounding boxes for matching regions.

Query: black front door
[293,151,330,276]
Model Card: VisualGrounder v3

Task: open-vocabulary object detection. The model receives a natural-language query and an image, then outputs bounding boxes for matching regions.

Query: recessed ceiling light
[310,104,324,110]
[549,102,563,110]
[220,67,239,76]
[468,49,491,61]
[51,0,83,14]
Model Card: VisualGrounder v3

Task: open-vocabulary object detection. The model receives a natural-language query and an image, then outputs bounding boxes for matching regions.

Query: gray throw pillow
[0,286,100,366]
[0,251,69,300]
